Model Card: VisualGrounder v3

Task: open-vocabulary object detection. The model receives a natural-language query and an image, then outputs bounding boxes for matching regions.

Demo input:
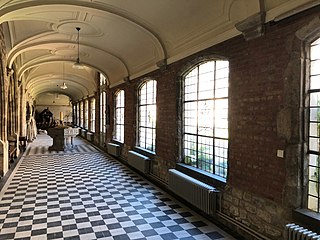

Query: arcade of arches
[0,1,320,240]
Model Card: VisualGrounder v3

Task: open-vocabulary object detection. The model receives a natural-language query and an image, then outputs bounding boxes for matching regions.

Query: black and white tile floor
[0,134,235,240]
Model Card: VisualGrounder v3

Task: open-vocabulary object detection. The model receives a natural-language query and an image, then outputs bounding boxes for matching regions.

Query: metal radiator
[127,150,150,174]
[107,143,120,157]
[285,223,320,240]
[86,132,94,142]
[168,169,219,215]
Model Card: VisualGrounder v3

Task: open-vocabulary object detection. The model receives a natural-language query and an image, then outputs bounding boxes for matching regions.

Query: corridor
[0,134,235,240]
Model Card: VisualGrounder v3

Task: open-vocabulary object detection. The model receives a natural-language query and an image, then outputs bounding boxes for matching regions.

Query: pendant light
[61,62,67,89]
[73,27,84,69]
[61,82,67,89]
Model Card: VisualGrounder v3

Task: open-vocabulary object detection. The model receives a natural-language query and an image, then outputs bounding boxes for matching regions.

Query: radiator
[285,223,320,240]
[80,129,86,138]
[168,169,219,215]
[107,143,120,157]
[86,132,94,142]
[127,151,150,174]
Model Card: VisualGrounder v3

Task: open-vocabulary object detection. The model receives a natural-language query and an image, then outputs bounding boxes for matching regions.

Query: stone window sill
[112,139,124,145]
[293,208,320,233]
[134,146,156,159]
[176,163,227,189]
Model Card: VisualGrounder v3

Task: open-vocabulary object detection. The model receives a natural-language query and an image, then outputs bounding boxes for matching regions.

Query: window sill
[134,147,155,159]
[112,139,124,145]
[176,163,227,189]
[293,208,320,233]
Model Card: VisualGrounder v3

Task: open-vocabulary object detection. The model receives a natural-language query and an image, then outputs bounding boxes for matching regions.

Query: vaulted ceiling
[0,0,318,102]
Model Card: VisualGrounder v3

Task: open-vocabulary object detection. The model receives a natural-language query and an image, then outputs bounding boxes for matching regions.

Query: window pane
[309,107,320,122]
[198,136,213,172]
[311,60,320,76]
[215,139,228,178]
[310,75,320,90]
[198,73,214,100]
[309,122,319,138]
[198,100,213,137]
[146,105,156,128]
[311,44,320,61]
[309,154,319,167]
[185,72,198,101]
[215,99,228,138]
[184,102,197,134]
[184,134,197,167]
[310,92,320,107]
[309,137,319,152]
[308,195,319,212]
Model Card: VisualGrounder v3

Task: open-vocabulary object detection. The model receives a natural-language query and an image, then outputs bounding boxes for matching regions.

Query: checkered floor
[0,134,235,240]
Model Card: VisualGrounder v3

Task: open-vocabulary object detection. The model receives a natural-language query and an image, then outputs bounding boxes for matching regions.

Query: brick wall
[107,7,320,239]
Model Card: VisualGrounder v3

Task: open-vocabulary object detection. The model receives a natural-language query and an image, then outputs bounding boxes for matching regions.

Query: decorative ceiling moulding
[51,21,103,37]
[50,46,78,58]
[235,12,266,41]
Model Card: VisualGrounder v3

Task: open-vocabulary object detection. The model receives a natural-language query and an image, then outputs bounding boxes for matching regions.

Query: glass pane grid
[182,61,229,178]
[138,80,156,152]
[307,39,320,213]
[114,90,125,142]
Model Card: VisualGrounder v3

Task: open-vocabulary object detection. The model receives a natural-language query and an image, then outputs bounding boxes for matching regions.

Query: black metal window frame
[182,60,229,178]
[114,90,125,142]
[138,80,157,152]
[307,38,320,213]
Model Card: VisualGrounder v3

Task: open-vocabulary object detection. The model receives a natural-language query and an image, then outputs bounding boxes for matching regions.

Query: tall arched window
[307,37,320,213]
[77,102,80,126]
[90,98,95,132]
[138,80,157,152]
[73,104,77,125]
[182,60,229,178]
[99,73,107,146]
[100,92,106,133]
[114,90,125,142]
[80,101,84,128]
[84,99,89,129]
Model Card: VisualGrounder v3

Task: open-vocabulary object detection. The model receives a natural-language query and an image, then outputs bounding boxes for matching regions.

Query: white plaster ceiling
[0,0,318,101]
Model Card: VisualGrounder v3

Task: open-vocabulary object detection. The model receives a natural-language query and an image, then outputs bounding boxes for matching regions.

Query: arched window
[73,104,77,125]
[84,99,89,129]
[76,102,80,126]
[307,37,320,213]
[100,92,106,133]
[138,80,157,152]
[99,73,108,146]
[90,98,95,132]
[80,101,84,128]
[114,90,125,142]
[182,60,229,178]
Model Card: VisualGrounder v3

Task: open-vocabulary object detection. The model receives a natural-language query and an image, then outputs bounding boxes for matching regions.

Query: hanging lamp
[61,82,67,89]
[61,62,67,89]
[73,27,84,69]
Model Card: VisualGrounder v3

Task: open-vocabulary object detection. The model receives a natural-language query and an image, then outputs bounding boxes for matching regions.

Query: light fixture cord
[77,27,80,61]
